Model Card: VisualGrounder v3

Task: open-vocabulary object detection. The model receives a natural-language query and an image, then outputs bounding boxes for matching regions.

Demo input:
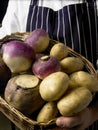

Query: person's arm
[0,0,30,38]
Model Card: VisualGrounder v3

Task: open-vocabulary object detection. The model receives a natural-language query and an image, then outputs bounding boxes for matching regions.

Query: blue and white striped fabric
[26,0,98,129]
[26,0,97,68]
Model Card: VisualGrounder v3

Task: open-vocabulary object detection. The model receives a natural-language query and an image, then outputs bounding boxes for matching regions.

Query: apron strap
[30,0,39,6]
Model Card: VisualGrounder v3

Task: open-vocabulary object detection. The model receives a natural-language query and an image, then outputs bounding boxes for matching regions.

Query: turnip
[25,29,50,53]
[35,53,45,60]
[2,40,35,73]
[32,55,61,79]
[4,74,45,115]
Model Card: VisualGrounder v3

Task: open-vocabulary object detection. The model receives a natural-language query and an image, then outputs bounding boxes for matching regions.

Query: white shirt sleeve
[0,0,30,38]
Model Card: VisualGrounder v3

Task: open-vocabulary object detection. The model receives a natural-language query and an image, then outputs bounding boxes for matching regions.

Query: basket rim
[0,32,97,75]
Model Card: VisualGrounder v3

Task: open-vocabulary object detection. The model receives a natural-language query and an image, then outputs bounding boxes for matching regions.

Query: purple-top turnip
[2,40,35,73]
[25,29,50,53]
[32,55,61,79]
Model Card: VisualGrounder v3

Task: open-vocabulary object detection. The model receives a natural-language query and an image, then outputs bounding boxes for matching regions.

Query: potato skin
[39,71,70,101]
[37,102,58,123]
[57,87,92,116]
[60,57,84,74]
[69,71,98,92]
[4,75,45,115]
[50,43,68,60]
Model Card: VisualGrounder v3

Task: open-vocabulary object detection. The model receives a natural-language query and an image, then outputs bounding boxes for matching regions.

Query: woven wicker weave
[0,32,97,130]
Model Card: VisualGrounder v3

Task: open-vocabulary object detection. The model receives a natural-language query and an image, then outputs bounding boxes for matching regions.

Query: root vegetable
[35,53,44,60]
[60,57,84,74]
[69,71,98,92]
[37,102,58,123]
[2,40,35,73]
[4,74,45,115]
[0,57,11,93]
[32,55,61,79]
[39,71,70,101]
[50,43,68,60]
[25,29,50,53]
[57,87,92,116]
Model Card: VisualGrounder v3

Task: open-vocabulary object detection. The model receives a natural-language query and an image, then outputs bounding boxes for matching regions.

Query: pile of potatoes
[1,29,98,123]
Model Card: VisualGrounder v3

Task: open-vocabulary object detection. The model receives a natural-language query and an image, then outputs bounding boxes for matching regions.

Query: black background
[0,0,9,23]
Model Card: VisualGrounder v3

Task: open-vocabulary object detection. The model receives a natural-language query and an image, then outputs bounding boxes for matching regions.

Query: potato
[39,71,70,101]
[37,102,58,123]
[60,57,84,74]
[69,71,98,92]
[50,43,68,60]
[4,74,45,115]
[57,87,92,116]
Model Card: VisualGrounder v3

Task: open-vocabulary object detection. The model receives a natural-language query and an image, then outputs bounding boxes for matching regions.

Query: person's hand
[50,107,97,130]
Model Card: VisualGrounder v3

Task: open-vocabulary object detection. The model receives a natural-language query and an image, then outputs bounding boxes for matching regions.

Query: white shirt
[0,0,98,38]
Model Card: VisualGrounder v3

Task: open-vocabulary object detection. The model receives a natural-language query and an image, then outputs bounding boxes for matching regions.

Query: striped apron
[26,0,98,129]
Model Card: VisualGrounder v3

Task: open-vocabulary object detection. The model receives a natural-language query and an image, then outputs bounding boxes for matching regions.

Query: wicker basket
[0,32,97,130]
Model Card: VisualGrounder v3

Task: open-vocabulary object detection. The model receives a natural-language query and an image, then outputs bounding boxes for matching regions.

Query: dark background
[0,0,9,24]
